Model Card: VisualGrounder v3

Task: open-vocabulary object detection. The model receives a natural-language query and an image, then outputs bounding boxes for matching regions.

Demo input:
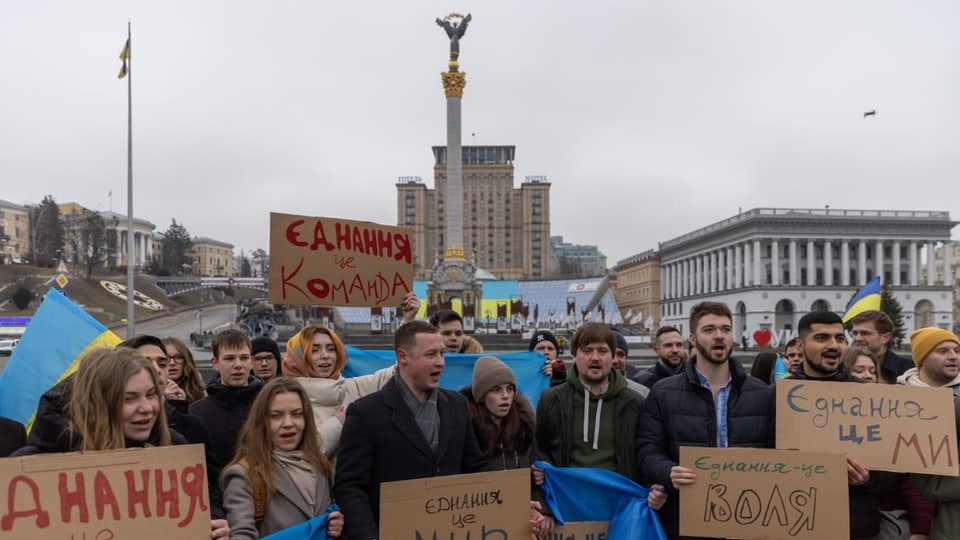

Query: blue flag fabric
[842,275,882,323]
[773,353,790,381]
[341,346,551,408]
[261,503,339,540]
[535,461,667,540]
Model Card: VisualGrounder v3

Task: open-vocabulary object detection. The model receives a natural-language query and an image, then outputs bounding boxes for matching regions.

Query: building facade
[59,203,156,270]
[0,199,30,262]
[397,146,551,280]
[927,240,960,333]
[189,237,234,277]
[613,249,660,327]
[550,235,608,278]
[658,208,957,344]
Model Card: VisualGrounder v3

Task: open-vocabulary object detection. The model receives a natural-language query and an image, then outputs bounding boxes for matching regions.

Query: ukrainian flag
[842,276,882,323]
[0,288,121,429]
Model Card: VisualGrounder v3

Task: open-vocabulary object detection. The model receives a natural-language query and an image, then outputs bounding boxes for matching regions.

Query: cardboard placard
[0,444,210,539]
[776,379,959,475]
[268,212,413,307]
[679,447,848,540]
[548,521,609,539]
[380,468,530,539]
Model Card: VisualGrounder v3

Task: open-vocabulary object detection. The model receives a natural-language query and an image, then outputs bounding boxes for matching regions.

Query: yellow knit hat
[910,327,960,367]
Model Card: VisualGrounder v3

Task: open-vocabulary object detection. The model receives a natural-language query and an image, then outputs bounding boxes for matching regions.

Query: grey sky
[2,1,959,265]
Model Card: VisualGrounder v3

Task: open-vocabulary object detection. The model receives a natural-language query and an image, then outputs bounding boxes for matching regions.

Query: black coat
[334,377,492,540]
[0,417,27,457]
[881,348,914,384]
[631,360,681,390]
[166,399,225,519]
[637,357,774,540]
[188,374,262,467]
[786,367,898,539]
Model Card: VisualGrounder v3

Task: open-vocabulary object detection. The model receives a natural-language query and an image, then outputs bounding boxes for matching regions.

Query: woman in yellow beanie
[282,325,395,462]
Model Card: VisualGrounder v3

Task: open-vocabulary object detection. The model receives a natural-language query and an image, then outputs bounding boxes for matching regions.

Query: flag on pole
[611,310,623,325]
[0,289,121,428]
[842,276,882,323]
[644,315,655,330]
[118,38,130,78]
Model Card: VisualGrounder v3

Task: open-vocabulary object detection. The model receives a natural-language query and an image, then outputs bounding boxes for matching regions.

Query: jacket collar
[382,378,454,463]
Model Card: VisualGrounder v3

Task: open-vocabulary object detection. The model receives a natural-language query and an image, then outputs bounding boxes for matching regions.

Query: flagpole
[125,20,135,339]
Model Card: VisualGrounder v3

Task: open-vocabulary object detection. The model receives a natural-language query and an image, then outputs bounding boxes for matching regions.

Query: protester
[899,327,960,389]
[632,326,686,389]
[163,336,207,403]
[637,302,773,539]
[913,395,960,538]
[788,311,896,539]
[190,329,263,468]
[0,416,26,457]
[13,347,230,538]
[222,378,344,538]
[849,310,914,383]
[749,351,780,384]
[281,324,395,460]
[460,356,552,534]
[334,321,495,539]
[609,329,651,397]
[842,346,880,383]
[250,336,282,384]
[529,329,567,386]
[535,322,666,521]
[429,309,484,353]
[783,336,804,375]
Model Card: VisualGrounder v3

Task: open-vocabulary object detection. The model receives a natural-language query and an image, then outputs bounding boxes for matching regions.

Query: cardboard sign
[268,212,413,307]
[679,446,848,540]
[776,379,959,475]
[0,444,210,539]
[380,468,530,539]
[548,521,609,539]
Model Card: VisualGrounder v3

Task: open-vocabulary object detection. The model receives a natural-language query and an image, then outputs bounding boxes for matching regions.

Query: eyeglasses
[168,354,186,363]
[254,354,277,363]
[143,356,170,369]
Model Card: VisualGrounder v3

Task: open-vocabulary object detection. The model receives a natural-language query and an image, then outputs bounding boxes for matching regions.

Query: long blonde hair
[68,347,170,451]
[225,377,332,493]
[163,336,206,402]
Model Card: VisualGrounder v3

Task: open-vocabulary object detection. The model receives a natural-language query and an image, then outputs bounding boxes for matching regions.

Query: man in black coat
[637,302,774,539]
[631,326,687,389]
[334,321,492,540]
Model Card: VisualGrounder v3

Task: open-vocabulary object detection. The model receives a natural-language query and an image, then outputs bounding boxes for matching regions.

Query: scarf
[272,449,318,508]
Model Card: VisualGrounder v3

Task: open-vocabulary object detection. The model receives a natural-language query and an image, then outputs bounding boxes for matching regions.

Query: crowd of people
[1,292,959,539]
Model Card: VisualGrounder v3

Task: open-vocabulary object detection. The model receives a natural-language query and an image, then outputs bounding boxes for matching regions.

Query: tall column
[858,241,867,284]
[771,240,780,286]
[725,247,734,291]
[733,244,745,289]
[824,240,833,286]
[892,241,901,286]
[146,234,153,264]
[441,66,467,261]
[116,228,123,267]
[927,242,935,286]
[753,240,762,286]
[807,240,816,286]
[789,240,798,286]
[710,251,719,292]
[841,240,850,286]
[875,240,884,282]
[682,259,688,296]
[909,242,919,286]
[744,243,753,286]
[944,244,952,286]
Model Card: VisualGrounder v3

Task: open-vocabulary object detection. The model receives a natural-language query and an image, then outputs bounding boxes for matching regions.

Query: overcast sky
[2,1,959,265]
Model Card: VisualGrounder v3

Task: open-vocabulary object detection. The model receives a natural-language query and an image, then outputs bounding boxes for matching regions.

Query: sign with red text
[679,446,848,540]
[269,213,413,307]
[0,444,210,539]
[549,521,609,539]
[380,468,529,539]
[776,379,959,475]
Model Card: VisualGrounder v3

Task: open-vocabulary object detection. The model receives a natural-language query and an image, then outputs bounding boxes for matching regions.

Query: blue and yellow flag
[842,276,882,323]
[0,288,121,429]
[262,503,339,540]
[773,353,791,381]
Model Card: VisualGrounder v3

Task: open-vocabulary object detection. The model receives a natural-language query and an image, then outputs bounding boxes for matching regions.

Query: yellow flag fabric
[842,276,882,323]
[118,38,129,78]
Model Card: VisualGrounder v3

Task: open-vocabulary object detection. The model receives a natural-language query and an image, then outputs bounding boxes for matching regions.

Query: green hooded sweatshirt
[567,364,628,472]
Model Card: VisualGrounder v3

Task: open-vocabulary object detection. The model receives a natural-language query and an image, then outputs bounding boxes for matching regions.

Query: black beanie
[251,337,281,361]
[529,330,560,353]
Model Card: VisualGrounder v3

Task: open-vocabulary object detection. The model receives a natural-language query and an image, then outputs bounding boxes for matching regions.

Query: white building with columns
[60,203,156,270]
[658,208,956,345]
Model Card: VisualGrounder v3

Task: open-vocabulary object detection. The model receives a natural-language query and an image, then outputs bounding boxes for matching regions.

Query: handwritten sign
[0,444,209,539]
[269,212,413,307]
[548,521,609,539]
[679,446,847,540]
[379,468,529,539]
[776,379,959,475]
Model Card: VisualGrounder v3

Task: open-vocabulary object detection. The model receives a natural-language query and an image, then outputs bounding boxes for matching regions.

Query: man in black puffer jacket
[637,302,774,540]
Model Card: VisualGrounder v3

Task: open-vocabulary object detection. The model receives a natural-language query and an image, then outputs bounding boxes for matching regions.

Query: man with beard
[789,311,893,539]
[637,302,773,539]
[632,326,687,389]
[898,327,960,389]
[849,310,913,383]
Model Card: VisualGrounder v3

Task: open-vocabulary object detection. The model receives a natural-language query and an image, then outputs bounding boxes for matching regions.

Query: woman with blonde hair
[163,336,206,403]
[222,378,344,538]
[281,325,395,460]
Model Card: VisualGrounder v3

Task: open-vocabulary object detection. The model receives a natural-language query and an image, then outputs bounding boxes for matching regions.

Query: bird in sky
[863,110,877,118]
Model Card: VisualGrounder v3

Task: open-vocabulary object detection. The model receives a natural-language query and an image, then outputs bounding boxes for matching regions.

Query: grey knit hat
[472,356,516,402]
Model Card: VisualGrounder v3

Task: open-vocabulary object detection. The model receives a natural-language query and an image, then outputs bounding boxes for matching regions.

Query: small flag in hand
[118,38,130,78]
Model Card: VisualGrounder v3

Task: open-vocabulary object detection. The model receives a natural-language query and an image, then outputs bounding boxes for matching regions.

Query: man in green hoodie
[535,323,666,506]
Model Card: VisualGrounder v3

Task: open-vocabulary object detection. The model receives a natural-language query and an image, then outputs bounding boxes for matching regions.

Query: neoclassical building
[613,249,660,326]
[658,208,956,344]
[0,198,29,262]
[60,203,156,270]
